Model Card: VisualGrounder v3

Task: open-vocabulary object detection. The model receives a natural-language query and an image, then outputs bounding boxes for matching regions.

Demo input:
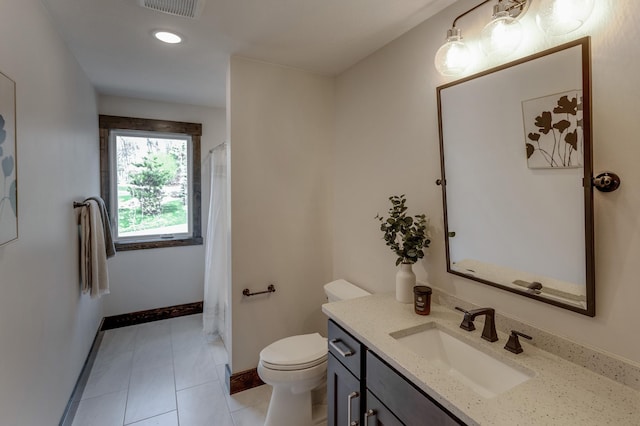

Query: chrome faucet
[455,307,498,342]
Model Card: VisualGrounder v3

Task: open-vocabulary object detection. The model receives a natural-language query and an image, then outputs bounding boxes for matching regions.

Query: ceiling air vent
[137,0,205,19]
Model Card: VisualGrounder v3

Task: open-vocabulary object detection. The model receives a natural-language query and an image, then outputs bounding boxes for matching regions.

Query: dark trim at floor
[228,367,265,395]
[59,319,105,426]
[101,301,204,330]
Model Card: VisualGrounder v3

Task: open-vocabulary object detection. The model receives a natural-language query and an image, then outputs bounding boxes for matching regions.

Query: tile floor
[71,314,273,426]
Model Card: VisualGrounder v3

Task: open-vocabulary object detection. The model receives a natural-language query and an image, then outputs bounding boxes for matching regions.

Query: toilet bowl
[258,333,328,425]
[258,279,371,426]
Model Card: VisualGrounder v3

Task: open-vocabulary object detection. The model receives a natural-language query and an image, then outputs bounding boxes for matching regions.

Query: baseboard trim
[228,367,264,395]
[101,301,204,330]
[59,319,105,426]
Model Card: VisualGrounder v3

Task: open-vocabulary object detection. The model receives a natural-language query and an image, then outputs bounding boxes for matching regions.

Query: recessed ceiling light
[153,30,183,44]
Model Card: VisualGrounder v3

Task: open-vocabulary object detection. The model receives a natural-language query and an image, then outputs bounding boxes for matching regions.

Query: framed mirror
[437,37,594,316]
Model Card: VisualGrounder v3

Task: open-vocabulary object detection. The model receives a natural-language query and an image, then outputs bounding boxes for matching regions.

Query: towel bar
[73,202,88,208]
[242,284,276,297]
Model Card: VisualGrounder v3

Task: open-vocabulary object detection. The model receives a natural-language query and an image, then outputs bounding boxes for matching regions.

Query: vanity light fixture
[434,0,531,77]
[434,0,491,77]
[153,30,183,44]
[434,28,472,76]
[480,0,529,58]
[535,0,595,36]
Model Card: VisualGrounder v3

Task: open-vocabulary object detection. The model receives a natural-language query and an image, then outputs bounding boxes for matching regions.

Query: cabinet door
[367,352,464,425]
[364,391,403,426]
[328,354,362,426]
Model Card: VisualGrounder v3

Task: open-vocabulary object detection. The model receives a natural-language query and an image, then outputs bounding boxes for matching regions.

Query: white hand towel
[80,200,110,298]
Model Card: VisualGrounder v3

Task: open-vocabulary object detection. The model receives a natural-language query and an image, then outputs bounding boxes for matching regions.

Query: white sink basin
[390,323,533,398]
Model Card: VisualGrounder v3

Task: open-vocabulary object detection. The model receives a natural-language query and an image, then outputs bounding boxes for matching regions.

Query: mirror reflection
[437,38,594,316]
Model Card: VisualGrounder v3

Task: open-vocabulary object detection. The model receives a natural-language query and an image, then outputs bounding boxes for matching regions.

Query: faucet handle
[454,306,468,314]
[454,306,475,331]
[504,330,532,354]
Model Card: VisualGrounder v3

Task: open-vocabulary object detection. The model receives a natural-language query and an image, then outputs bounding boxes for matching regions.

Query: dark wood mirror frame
[437,37,594,316]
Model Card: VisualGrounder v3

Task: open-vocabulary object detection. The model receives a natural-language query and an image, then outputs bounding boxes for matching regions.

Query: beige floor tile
[74,315,245,426]
[177,381,234,426]
[225,384,273,413]
[72,390,127,426]
[95,327,137,364]
[125,365,176,424]
[173,344,218,390]
[82,350,133,400]
[230,401,269,426]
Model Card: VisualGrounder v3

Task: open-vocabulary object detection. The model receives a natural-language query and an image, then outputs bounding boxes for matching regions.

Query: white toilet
[258,279,371,426]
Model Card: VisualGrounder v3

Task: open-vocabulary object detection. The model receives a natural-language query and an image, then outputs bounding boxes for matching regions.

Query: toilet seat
[261,355,327,371]
[260,333,327,371]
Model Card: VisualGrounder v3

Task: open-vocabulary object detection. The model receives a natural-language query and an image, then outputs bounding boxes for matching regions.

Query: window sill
[115,237,203,252]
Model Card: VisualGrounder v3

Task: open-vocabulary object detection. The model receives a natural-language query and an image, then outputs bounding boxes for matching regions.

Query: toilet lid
[260,333,327,371]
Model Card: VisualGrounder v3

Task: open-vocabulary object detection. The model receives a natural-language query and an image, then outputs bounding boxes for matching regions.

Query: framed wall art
[0,71,17,246]
[523,90,583,169]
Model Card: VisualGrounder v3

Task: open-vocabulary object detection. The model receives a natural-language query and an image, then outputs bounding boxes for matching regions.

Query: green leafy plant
[128,153,178,216]
[376,195,431,266]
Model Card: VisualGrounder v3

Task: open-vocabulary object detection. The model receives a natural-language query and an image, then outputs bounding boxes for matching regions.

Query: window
[99,115,202,251]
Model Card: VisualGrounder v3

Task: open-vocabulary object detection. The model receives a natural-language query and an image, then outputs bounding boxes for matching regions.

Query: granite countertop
[322,293,640,426]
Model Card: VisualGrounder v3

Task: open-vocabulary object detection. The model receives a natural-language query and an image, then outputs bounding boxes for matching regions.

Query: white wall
[228,57,334,372]
[98,95,226,316]
[333,0,640,363]
[0,1,103,424]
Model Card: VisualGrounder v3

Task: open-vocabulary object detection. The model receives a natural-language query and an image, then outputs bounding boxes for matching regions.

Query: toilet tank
[324,279,371,302]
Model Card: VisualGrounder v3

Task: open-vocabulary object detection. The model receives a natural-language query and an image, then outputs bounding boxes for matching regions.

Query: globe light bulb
[480,11,523,58]
[434,28,472,77]
[536,0,595,36]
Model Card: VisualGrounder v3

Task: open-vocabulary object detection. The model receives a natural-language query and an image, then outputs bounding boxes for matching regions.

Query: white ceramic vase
[396,262,416,303]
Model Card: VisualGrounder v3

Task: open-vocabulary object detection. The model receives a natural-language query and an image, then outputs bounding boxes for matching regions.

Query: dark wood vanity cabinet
[366,352,462,425]
[328,354,364,425]
[328,320,464,426]
[327,320,365,425]
[363,390,403,426]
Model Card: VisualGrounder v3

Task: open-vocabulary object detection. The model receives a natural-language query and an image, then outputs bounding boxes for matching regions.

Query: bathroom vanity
[328,320,461,425]
[323,293,640,425]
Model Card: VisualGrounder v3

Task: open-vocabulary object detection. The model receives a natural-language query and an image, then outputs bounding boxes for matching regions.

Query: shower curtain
[203,143,229,341]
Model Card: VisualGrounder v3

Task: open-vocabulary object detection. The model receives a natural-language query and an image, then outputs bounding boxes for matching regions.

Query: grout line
[170,320,180,426]
[79,388,126,400]
[122,326,140,426]
[121,325,139,425]
[175,376,222,393]
[123,409,176,426]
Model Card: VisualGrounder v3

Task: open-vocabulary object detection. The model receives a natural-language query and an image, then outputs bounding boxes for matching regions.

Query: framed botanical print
[0,71,17,246]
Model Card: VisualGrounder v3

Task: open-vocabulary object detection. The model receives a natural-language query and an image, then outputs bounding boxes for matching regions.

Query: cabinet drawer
[365,391,403,426]
[328,320,362,378]
[367,351,464,426]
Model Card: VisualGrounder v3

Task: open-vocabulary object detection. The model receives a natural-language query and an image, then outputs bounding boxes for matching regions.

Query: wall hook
[593,172,621,192]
